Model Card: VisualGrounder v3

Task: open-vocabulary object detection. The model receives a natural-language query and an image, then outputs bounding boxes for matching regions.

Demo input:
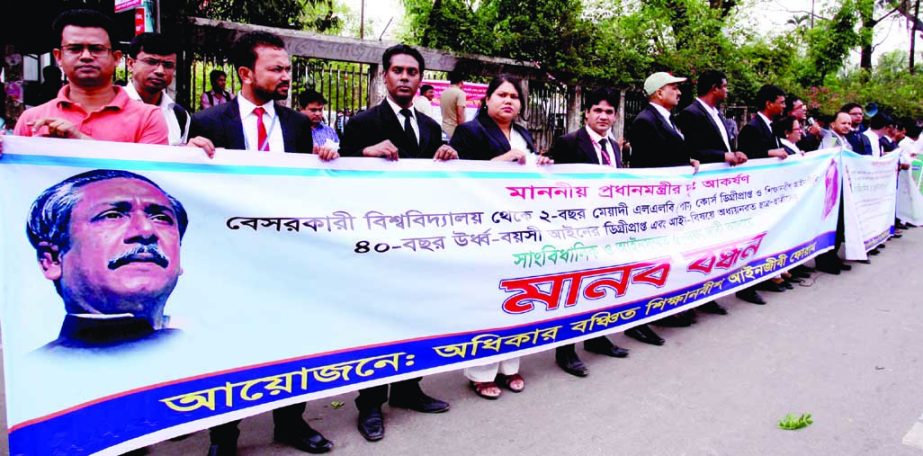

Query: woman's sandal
[498,373,525,393]
[470,381,502,399]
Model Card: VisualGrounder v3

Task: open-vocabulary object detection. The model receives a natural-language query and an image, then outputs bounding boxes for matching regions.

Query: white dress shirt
[696,98,731,152]
[237,92,285,153]
[863,129,882,158]
[386,97,420,143]
[123,83,188,146]
[650,103,683,139]
[585,126,617,166]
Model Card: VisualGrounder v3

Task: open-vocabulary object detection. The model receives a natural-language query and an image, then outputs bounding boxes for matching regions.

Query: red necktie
[253,107,268,151]
[599,139,613,166]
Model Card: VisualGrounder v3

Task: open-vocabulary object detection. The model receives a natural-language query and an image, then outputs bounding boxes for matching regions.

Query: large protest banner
[1,137,840,455]
[841,151,899,260]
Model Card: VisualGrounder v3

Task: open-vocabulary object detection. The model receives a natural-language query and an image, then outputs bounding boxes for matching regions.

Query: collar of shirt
[780,138,800,154]
[54,84,129,113]
[123,83,185,145]
[585,125,615,166]
[386,96,420,141]
[237,92,284,152]
[650,103,683,140]
[237,92,277,121]
[697,98,731,151]
[757,112,773,130]
[122,82,176,110]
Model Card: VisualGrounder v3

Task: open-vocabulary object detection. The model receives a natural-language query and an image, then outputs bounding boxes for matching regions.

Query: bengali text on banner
[0,137,843,455]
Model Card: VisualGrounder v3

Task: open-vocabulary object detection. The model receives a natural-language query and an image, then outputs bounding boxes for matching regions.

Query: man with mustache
[189,32,332,161]
[124,33,190,146]
[11,9,167,144]
[27,169,187,350]
[189,31,335,455]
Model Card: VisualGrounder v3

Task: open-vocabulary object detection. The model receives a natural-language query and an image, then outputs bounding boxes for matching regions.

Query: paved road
[4,230,923,456]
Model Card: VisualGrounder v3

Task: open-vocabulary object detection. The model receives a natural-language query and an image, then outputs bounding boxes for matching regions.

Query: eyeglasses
[137,57,176,70]
[61,44,112,57]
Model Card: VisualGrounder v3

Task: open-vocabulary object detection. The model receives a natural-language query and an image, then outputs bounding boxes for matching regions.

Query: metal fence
[292,58,372,128]
[523,80,570,153]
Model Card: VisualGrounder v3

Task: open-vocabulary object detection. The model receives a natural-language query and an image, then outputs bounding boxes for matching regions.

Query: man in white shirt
[677,70,748,167]
[188,30,336,456]
[412,84,436,118]
[125,33,189,146]
[863,113,893,158]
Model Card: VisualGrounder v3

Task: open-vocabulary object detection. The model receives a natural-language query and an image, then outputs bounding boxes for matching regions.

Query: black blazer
[676,100,731,164]
[339,101,443,158]
[626,104,688,169]
[737,114,780,159]
[548,127,622,167]
[450,110,536,161]
[189,99,312,153]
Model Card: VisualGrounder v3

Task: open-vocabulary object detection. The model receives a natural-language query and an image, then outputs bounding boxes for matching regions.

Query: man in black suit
[188,33,337,162]
[339,47,456,161]
[624,72,699,346]
[340,44,455,443]
[190,31,335,456]
[737,84,789,160]
[735,84,794,302]
[676,70,752,311]
[548,88,630,377]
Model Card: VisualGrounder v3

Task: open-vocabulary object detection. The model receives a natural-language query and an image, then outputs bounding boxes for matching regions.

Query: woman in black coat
[449,75,552,400]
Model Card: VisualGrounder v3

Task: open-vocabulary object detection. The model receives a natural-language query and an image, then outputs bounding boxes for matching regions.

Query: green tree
[185,0,345,32]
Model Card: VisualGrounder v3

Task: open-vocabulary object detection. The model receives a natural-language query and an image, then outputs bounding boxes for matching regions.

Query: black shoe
[856,259,871,264]
[757,281,785,292]
[654,311,695,327]
[816,263,841,274]
[624,325,665,346]
[388,391,450,413]
[838,263,852,271]
[780,280,794,290]
[792,265,815,274]
[584,336,629,358]
[698,301,728,315]
[555,345,589,377]
[869,248,880,255]
[735,289,766,305]
[357,407,384,441]
[207,443,236,456]
[878,243,886,249]
[896,221,909,229]
[790,270,810,279]
[786,276,804,284]
[274,426,333,454]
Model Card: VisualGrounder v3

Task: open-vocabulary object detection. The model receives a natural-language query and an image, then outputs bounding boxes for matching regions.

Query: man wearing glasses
[12,9,167,144]
[124,33,190,146]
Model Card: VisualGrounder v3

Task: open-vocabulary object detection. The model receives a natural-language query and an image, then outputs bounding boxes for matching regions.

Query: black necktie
[599,139,612,166]
[399,108,419,154]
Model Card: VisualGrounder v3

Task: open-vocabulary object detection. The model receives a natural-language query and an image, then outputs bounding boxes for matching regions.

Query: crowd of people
[2,8,923,456]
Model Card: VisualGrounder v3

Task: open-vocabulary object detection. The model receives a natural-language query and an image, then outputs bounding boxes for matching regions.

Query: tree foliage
[398,0,920,117]
[186,0,345,32]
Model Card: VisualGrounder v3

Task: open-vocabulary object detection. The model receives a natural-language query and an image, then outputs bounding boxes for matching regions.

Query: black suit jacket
[339,101,443,158]
[189,99,312,153]
[737,114,780,159]
[626,104,688,169]
[449,111,536,160]
[548,127,621,166]
[676,100,731,164]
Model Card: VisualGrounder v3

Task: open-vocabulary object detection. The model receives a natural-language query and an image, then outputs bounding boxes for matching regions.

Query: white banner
[842,151,899,260]
[0,137,840,455]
